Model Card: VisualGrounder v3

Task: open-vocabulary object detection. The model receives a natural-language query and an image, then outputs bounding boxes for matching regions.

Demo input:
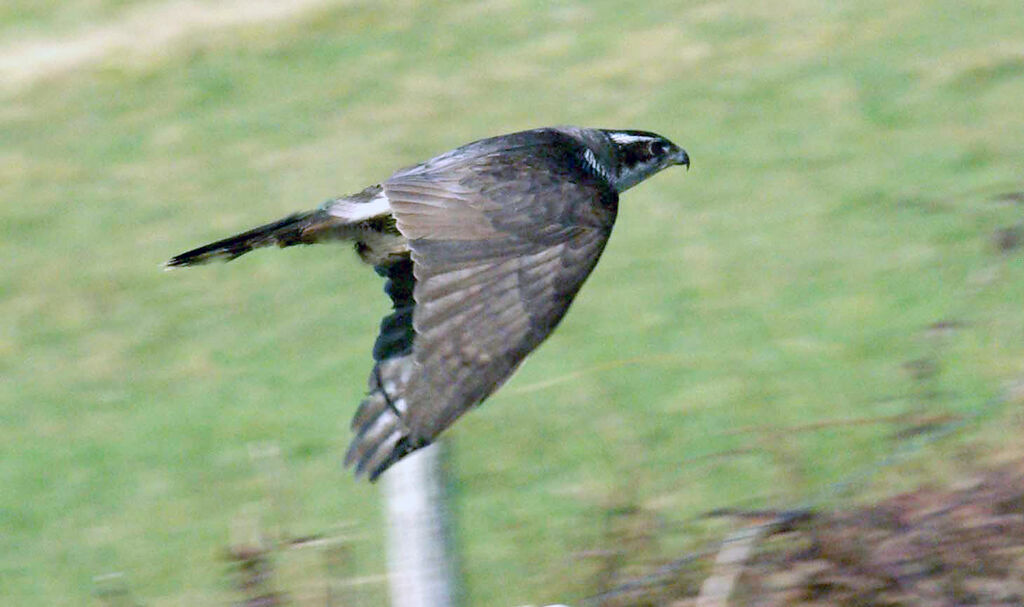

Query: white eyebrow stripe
[608,133,653,145]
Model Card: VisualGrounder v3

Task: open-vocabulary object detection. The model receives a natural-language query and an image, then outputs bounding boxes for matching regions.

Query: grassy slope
[2,0,1024,604]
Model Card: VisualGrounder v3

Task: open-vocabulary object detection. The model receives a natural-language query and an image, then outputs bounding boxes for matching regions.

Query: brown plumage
[168,126,689,480]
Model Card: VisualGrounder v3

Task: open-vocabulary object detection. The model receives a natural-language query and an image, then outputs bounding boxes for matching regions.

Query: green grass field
[3,1,1024,605]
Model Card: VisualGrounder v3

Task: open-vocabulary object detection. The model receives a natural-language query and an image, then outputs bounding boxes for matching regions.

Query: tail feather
[166,209,332,268]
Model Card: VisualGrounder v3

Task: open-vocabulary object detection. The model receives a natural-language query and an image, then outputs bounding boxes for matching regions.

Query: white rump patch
[326,190,391,222]
[608,132,653,145]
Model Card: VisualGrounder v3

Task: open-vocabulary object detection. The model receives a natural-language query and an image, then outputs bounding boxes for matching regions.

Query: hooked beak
[673,147,690,170]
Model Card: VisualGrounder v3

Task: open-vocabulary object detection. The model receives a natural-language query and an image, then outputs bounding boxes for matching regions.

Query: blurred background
[2,1,1023,605]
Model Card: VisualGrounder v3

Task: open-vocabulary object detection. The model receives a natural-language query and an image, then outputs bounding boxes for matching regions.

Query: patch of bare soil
[596,460,1024,606]
[741,462,1024,606]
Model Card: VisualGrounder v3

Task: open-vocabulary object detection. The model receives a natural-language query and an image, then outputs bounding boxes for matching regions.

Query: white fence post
[382,442,457,607]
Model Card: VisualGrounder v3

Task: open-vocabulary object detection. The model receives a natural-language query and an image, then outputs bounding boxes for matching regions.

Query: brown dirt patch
[594,460,1024,606]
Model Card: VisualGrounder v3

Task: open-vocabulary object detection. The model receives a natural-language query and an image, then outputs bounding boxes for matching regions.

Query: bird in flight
[167,126,689,481]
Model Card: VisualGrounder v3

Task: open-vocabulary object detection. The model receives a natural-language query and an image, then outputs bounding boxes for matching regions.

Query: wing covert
[386,140,618,442]
[346,133,620,480]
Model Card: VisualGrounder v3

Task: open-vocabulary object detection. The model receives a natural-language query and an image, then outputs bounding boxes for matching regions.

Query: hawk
[167,126,689,480]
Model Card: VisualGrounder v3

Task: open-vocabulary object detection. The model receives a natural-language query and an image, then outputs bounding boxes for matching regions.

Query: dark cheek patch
[621,143,651,169]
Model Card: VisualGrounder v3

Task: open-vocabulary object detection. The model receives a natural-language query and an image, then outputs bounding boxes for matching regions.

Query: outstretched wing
[345,132,618,479]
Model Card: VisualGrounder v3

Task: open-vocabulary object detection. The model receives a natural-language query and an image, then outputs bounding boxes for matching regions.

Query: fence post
[382,442,457,607]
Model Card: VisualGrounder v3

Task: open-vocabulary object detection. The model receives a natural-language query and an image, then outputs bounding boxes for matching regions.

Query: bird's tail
[165,209,333,268]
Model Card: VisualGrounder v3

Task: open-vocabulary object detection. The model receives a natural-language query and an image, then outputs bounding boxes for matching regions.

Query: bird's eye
[649,140,669,157]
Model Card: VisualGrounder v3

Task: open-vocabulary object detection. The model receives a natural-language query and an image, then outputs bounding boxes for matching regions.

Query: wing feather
[346,131,619,479]
[386,177,501,240]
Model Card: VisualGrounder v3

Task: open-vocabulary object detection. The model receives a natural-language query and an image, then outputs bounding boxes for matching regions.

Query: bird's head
[600,129,690,192]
